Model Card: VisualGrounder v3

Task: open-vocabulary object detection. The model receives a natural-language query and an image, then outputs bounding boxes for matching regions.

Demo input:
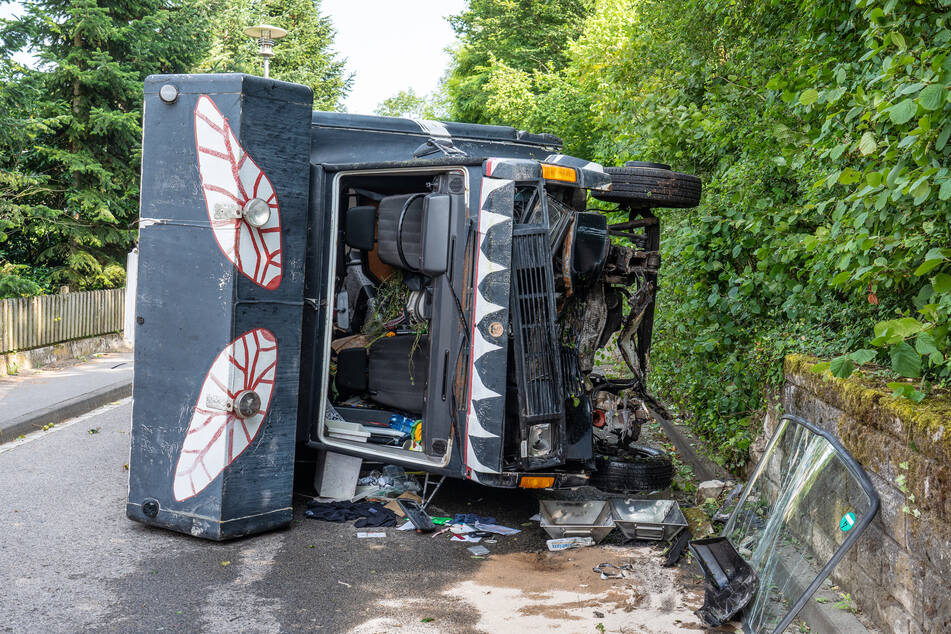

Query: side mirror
[419,193,451,276]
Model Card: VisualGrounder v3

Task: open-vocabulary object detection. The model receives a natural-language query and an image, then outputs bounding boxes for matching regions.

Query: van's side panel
[310,112,557,165]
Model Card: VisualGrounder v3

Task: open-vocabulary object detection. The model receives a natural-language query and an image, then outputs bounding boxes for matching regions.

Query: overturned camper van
[127,74,702,540]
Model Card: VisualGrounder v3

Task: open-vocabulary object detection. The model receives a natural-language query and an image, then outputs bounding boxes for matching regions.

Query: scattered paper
[474,522,520,536]
[397,521,415,531]
[450,523,477,533]
[546,537,595,551]
[356,531,386,539]
[529,513,542,521]
[451,533,482,543]
[467,545,490,556]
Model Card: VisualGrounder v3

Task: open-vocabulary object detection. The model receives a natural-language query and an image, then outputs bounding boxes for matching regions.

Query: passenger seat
[334,334,429,415]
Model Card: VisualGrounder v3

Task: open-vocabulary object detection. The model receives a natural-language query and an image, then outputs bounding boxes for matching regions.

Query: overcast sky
[322,0,465,114]
[0,0,464,115]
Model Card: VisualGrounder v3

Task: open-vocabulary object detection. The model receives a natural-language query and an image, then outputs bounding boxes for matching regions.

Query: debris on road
[451,513,496,525]
[472,521,520,535]
[539,500,614,543]
[610,498,687,542]
[383,491,423,517]
[690,536,758,627]
[304,500,398,527]
[546,536,595,551]
[593,562,635,579]
[696,479,727,503]
[396,498,435,532]
[662,530,692,567]
[356,531,387,539]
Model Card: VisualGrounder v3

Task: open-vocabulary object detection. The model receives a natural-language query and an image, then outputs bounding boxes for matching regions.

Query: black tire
[590,444,674,493]
[593,162,702,208]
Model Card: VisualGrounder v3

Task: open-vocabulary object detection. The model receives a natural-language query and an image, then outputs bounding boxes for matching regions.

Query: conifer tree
[0,0,209,291]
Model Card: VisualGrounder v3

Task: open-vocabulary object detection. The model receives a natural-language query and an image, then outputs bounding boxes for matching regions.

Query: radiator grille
[511,228,563,420]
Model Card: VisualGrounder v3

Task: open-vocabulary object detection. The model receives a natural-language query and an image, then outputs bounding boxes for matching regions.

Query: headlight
[233,390,262,419]
[242,198,271,227]
[528,423,552,457]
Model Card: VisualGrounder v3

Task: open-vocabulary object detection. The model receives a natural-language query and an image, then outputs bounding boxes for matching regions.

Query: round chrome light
[233,390,262,419]
[242,198,271,227]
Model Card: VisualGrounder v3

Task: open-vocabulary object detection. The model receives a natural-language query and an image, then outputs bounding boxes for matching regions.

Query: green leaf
[918,84,946,111]
[875,318,925,338]
[925,247,949,261]
[933,273,951,294]
[890,341,921,378]
[847,349,878,365]
[890,32,906,49]
[937,125,951,152]
[939,179,951,201]
[858,131,877,155]
[915,259,944,276]
[799,89,819,106]
[866,171,883,187]
[831,270,852,285]
[888,382,926,402]
[912,180,931,205]
[830,356,857,378]
[838,168,862,185]
[888,99,917,124]
[915,332,939,357]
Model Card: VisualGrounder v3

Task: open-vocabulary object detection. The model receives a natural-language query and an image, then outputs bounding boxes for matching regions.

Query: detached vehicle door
[127,74,316,540]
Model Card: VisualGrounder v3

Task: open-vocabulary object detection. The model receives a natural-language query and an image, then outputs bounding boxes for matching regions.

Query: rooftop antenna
[243,24,288,78]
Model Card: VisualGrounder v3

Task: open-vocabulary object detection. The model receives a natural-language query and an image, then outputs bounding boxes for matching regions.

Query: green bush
[446,0,951,468]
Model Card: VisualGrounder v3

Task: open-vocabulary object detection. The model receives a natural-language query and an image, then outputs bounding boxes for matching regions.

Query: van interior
[317,168,465,461]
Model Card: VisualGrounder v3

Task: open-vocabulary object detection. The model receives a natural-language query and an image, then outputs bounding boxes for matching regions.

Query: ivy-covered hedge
[446,0,951,469]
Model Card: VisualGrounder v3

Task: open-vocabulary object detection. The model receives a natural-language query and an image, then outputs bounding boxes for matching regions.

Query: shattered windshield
[723,415,879,633]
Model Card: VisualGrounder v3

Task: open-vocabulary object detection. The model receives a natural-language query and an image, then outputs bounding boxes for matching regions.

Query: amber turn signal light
[541,163,577,183]
[519,476,555,489]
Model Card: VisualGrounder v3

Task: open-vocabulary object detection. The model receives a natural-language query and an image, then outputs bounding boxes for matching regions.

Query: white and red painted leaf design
[173,328,278,501]
[194,95,283,290]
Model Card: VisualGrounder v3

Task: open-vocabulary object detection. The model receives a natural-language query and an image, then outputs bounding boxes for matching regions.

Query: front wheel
[593,162,702,208]
[589,445,674,493]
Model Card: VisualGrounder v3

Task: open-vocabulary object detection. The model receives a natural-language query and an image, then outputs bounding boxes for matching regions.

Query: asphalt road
[0,400,704,633]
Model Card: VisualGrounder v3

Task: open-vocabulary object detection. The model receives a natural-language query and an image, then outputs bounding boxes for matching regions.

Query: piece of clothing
[452,513,496,526]
[305,500,398,527]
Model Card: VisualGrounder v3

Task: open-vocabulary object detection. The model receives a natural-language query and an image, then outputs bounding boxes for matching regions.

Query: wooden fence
[0,288,125,354]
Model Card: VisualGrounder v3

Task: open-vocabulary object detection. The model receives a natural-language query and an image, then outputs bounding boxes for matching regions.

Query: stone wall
[778,355,951,634]
[0,333,127,377]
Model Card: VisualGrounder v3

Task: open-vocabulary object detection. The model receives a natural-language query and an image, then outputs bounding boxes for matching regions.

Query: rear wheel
[593,161,702,208]
[590,444,674,493]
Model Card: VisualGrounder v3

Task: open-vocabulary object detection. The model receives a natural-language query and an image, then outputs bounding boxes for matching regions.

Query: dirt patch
[444,545,705,633]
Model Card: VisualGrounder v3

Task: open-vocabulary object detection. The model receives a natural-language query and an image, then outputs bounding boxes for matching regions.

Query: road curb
[649,407,732,483]
[0,379,132,444]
